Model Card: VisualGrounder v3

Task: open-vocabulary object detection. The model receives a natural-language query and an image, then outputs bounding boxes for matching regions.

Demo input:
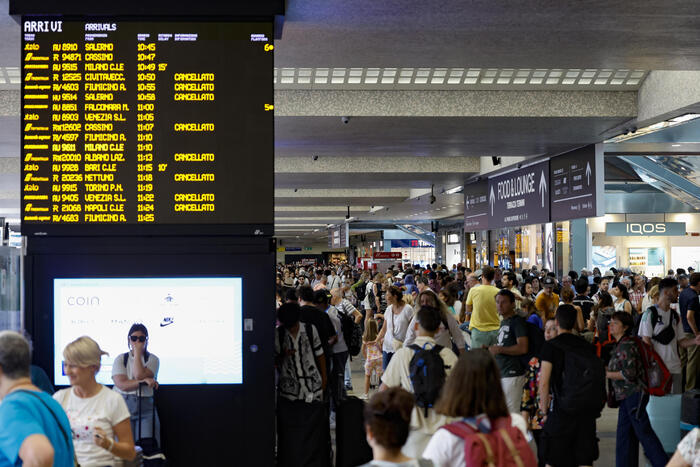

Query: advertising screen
[53,277,243,385]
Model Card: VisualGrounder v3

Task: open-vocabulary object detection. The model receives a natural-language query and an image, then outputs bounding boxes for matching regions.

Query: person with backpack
[314,289,347,415]
[112,323,161,446]
[275,302,330,467]
[606,311,668,467]
[379,305,458,457]
[488,289,529,414]
[423,349,535,466]
[359,387,434,467]
[538,304,605,467]
[0,331,76,467]
[638,278,700,394]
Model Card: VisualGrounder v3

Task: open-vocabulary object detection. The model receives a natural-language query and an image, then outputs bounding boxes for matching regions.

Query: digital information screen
[21,19,273,234]
[54,277,243,385]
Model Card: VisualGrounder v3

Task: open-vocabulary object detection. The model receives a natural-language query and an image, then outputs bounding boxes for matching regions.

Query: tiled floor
[344,356,664,467]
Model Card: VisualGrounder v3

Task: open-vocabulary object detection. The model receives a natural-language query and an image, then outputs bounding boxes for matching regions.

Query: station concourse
[1,1,700,466]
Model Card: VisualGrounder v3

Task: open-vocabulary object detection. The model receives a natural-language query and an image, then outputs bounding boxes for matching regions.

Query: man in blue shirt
[678,273,700,390]
[0,331,74,466]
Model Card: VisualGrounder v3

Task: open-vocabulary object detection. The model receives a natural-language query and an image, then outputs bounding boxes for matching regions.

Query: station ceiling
[1,0,699,240]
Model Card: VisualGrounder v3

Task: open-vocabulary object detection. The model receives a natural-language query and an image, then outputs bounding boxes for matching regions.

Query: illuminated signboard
[21,19,273,235]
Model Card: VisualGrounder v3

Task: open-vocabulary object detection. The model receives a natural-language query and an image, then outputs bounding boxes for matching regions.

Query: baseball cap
[313,289,331,305]
[473,269,483,280]
[543,277,555,287]
[603,270,615,278]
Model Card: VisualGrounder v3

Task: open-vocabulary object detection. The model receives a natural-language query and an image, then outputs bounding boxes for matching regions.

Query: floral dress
[520,357,545,431]
[607,336,643,400]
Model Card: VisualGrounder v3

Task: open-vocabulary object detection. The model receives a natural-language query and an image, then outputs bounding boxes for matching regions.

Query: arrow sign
[586,162,592,185]
[539,170,547,207]
[489,186,495,216]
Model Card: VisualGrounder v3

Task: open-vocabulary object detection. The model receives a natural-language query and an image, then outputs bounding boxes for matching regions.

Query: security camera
[429,195,436,204]
[294,188,298,192]
[312,155,319,161]
[517,163,523,169]
[341,116,350,124]
[630,127,638,133]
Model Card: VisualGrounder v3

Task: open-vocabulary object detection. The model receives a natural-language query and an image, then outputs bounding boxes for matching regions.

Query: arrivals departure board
[21,19,273,235]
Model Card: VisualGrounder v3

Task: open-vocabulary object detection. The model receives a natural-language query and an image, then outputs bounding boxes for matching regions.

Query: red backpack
[441,416,536,467]
[629,336,672,397]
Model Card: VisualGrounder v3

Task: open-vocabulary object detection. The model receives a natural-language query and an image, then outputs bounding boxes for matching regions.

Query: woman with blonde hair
[54,336,136,467]
[404,289,466,355]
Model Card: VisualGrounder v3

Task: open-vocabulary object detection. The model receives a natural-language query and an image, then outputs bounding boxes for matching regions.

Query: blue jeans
[382,351,393,371]
[616,391,668,467]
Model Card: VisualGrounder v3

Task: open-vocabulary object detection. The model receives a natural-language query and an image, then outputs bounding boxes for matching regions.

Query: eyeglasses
[129,335,147,342]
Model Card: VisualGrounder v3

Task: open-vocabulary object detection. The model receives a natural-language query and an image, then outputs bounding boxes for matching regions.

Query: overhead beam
[275,90,637,117]
[276,155,479,173]
[637,71,700,124]
[604,142,700,156]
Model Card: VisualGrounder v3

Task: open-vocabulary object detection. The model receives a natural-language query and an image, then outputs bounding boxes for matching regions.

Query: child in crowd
[359,388,434,467]
[362,319,383,399]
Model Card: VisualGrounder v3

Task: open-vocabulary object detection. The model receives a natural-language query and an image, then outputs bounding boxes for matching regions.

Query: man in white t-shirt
[638,277,700,393]
[380,305,458,458]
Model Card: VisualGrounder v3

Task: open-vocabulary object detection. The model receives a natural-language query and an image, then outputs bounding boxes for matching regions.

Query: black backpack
[409,343,447,416]
[354,283,366,302]
[519,320,545,367]
[552,341,606,416]
[338,307,362,356]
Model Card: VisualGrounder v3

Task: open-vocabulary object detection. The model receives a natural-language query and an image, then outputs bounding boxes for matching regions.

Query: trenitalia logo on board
[605,222,686,237]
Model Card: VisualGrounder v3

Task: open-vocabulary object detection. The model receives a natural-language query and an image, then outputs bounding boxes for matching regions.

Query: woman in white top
[54,336,136,467]
[611,283,633,313]
[112,323,161,444]
[375,286,415,370]
[422,350,533,467]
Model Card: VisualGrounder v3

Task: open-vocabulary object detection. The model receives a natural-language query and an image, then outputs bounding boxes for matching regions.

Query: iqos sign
[606,222,686,237]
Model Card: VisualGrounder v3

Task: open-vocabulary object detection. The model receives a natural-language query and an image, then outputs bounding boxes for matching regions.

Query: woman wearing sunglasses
[112,323,161,446]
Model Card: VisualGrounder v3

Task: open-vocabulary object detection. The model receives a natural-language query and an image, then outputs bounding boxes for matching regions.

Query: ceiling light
[672,144,682,147]
[444,186,463,195]
[669,113,700,124]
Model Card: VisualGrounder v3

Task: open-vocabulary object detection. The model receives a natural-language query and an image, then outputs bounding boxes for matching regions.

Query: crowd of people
[0,325,161,467]
[276,261,700,467]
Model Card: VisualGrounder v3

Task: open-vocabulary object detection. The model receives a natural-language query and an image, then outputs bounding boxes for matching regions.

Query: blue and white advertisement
[54,277,243,385]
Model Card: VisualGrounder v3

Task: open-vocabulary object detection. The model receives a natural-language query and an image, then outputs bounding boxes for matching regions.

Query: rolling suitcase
[335,396,372,467]
[277,398,331,467]
[136,383,166,466]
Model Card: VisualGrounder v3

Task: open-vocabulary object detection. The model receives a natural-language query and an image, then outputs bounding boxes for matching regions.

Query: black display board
[487,160,550,229]
[549,144,604,221]
[463,179,489,231]
[25,236,275,467]
[21,18,273,235]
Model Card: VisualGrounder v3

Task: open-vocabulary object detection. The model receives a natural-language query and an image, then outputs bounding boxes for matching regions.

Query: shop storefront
[590,214,700,277]
[389,239,434,267]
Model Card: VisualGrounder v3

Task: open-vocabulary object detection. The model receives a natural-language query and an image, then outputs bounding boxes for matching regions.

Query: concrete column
[571,218,589,272]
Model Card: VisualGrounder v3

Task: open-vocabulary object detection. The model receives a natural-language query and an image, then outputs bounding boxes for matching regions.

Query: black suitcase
[277,398,331,467]
[136,383,166,466]
[681,389,700,438]
[335,396,372,467]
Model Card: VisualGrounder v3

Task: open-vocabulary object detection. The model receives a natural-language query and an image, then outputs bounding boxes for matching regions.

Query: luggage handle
[136,382,157,442]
